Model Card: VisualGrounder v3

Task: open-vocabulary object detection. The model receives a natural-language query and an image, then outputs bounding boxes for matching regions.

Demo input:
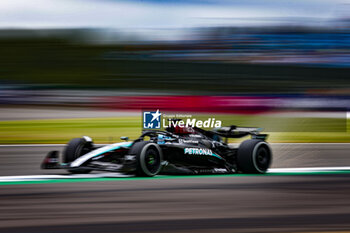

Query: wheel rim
[140,143,163,176]
[254,146,270,172]
[144,147,161,174]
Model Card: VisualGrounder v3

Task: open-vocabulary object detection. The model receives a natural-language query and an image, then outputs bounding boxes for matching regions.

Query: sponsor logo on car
[184,148,213,156]
[179,139,199,144]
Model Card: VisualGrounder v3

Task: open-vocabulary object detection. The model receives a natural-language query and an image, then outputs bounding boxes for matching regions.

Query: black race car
[41,122,272,176]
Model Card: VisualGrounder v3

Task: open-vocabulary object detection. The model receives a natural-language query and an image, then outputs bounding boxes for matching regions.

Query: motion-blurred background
[2,2,350,233]
[0,0,350,143]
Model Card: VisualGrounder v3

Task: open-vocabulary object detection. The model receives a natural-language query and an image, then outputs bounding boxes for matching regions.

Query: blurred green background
[0,115,348,144]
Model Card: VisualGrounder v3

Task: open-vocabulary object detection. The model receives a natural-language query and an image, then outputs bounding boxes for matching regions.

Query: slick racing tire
[64,137,93,174]
[130,141,163,177]
[237,139,272,174]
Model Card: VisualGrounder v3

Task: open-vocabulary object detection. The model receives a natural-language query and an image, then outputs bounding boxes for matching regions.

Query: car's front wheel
[64,137,93,174]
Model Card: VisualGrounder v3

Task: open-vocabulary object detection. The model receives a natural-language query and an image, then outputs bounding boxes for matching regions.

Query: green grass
[0,117,140,144]
[0,115,348,144]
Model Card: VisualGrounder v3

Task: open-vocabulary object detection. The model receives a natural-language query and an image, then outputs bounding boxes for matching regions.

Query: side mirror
[120,136,129,141]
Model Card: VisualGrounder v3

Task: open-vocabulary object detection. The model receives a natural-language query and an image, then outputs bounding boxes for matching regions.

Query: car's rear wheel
[64,137,93,174]
[237,139,272,174]
[130,142,163,177]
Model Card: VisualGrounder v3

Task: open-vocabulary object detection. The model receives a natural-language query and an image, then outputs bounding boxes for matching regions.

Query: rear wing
[211,125,268,140]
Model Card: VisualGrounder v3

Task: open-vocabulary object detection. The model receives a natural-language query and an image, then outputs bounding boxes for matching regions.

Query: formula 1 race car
[41,122,272,176]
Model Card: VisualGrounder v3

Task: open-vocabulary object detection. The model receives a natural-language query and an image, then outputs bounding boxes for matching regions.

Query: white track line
[0,173,132,182]
[0,144,107,147]
[268,166,350,173]
[1,143,350,147]
[1,167,350,182]
[0,144,66,147]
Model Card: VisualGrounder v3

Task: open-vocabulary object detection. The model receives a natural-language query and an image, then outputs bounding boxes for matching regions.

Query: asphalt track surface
[1,144,350,232]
